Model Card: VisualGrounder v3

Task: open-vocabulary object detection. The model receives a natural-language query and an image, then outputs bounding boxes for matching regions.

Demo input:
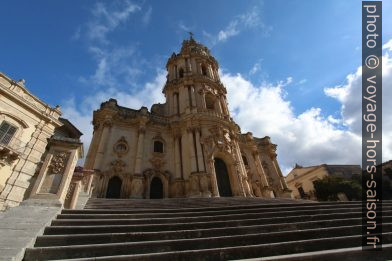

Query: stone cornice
[163,75,226,94]
[0,72,62,127]
[166,53,219,69]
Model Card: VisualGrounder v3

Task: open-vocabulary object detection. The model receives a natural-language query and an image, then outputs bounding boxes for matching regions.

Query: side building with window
[0,72,83,211]
[285,164,361,200]
[85,36,291,200]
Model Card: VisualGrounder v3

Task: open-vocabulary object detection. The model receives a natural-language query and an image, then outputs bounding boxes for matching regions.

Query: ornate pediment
[206,127,234,154]
[110,159,126,173]
[149,154,166,170]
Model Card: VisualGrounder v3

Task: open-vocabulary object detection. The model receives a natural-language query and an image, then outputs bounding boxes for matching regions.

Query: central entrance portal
[106,176,122,198]
[150,177,164,199]
[214,158,233,197]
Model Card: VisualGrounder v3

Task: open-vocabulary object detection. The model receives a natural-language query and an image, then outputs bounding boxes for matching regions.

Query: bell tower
[161,34,254,198]
[163,34,230,119]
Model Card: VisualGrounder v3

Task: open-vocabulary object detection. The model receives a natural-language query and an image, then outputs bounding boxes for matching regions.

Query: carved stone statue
[252,180,262,197]
[130,177,144,198]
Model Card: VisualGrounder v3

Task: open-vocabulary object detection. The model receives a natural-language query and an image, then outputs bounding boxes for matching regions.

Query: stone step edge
[44,215,392,233]
[30,224,392,252]
[238,243,392,261]
[59,205,391,219]
[80,203,392,213]
[51,210,392,226]
[83,200,359,207]
[55,207,392,222]
[34,223,392,247]
[35,233,392,261]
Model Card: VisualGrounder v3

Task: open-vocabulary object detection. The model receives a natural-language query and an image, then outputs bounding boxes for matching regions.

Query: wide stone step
[57,203,386,219]
[84,198,351,208]
[50,209,392,226]
[83,199,360,210]
[34,223,392,247]
[84,197,315,209]
[245,244,392,261]
[63,202,365,215]
[24,231,392,260]
[44,215,392,235]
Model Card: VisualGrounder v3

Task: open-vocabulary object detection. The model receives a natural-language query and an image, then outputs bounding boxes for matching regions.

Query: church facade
[85,37,291,199]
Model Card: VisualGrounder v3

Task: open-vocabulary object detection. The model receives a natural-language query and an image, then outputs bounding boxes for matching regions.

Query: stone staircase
[24,198,392,260]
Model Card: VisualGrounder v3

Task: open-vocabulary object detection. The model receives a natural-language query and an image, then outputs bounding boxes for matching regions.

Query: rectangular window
[0,121,17,145]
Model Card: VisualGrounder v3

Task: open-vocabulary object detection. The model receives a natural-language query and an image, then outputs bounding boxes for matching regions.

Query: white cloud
[142,6,152,25]
[221,71,364,174]
[80,45,143,88]
[179,21,192,32]
[324,41,392,161]
[220,43,392,175]
[383,39,392,50]
[218,21,240,42]
[249,62,261,75]
[205,5,272,45]
[298,79,307,85]
[87,1,141,44]
[75,1,148,90]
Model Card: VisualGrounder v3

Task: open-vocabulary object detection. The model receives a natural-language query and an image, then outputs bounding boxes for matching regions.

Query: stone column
[183,86,190,113]
[181,130,190,179]
[208,65,213,78]
[216,99,223,115]
[173,93,179,115]
[207,159,219,197]
[93,120,112,170]
[233,141,251,196]
[220,96,229,116]
[186,57,192,72]
[195,130,205,172]
[174,136,182,179]
[191,86,197,109]
[271,157,289,190]
[68,181,81,209]
[166,91,172,115]
[134,126,146,175]
[84,125,102,169]
[199,90,207,110]
[253,152,269,187]
[188,129,197,173]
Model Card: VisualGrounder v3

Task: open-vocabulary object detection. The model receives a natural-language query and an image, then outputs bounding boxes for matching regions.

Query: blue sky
[1,0,391,173]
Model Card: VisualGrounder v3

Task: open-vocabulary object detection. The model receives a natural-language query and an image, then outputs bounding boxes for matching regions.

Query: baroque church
[84,36,291,199]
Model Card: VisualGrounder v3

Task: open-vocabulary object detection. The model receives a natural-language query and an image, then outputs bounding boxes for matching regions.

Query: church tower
[84,35,291,199]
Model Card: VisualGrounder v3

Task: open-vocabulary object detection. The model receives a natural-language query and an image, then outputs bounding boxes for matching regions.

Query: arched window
[0,121,17,145]
[116,143,127,152]
[201,65,207,76]
[242,155,249,167]
[154,140,164,153]
[179,68,184,78]
[205,94,215,111]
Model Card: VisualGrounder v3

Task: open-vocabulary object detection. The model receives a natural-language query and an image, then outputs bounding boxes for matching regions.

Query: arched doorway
[150,177,163,199]
[106,176,122,198]
[214,158,233,197]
